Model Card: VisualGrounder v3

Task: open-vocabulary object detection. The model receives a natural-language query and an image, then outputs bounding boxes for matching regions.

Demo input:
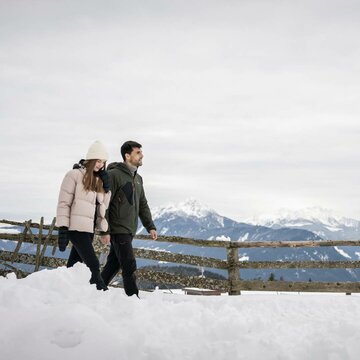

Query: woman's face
[93,159,105,172]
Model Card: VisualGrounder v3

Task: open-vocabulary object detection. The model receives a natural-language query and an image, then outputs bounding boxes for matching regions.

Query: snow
[138,246,171,253]
[136,225,144,234]
[152,198,215,219]
[325,226,342,232]
[1,264,360,360]
[249,207,360,229]
[159,227,169,235]
[215,235,231,241]
[334,246,352,259]
[277,222,313,227]
[238,233,249,242]
[215,214,225,227]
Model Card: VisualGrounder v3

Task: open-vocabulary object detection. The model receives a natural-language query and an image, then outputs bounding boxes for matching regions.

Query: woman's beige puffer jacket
[56,168,111,233]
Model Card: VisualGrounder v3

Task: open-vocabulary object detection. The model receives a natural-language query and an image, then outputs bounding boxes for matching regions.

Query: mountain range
[135,199,360,282]
[247,207,360,241]
[138,199,321,241]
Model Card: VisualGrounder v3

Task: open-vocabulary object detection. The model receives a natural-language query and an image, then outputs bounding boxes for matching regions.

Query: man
[100,141,157,296]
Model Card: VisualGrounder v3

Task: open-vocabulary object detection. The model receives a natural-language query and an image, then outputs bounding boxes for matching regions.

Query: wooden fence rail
[1,218,360,295]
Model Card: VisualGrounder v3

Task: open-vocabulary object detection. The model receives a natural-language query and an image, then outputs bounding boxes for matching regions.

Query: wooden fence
[1,217,360,295]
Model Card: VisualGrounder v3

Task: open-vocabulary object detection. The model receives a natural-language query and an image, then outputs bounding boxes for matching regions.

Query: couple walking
[56,140,157,296]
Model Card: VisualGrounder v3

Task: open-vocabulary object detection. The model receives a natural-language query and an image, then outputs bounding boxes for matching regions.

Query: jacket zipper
[133,175,137,228]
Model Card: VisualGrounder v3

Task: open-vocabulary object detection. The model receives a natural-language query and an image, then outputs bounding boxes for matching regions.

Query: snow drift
[1,264,360,360]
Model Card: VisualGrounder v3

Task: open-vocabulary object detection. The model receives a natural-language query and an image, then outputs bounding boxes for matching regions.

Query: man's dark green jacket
[103,162,156,236]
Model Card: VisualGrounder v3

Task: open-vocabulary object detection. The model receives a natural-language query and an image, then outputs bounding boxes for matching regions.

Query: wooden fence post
[39,217,56,266]
[34,217,44,271]
[11,220,31,263]
[227,244,240,295]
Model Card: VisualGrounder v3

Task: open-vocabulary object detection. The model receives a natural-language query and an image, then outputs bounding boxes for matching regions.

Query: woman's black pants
[101,234,138,296]
[67,230,100,278]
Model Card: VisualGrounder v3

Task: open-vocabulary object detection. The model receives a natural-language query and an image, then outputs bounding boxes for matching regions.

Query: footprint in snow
[51,329,83,348]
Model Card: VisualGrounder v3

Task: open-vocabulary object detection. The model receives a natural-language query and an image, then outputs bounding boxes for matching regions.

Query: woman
[56,140,111,291]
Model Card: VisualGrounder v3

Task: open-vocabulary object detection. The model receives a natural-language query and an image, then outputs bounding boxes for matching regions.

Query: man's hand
[100,234,111,245]
[150,229,157,241]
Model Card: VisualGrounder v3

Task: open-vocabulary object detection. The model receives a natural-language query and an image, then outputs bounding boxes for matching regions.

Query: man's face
[126,147,143,167]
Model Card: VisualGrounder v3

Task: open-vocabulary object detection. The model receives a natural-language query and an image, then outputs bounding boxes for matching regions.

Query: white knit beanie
[86,141,109,160]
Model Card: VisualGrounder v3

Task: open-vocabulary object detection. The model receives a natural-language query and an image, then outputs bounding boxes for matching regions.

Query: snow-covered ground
[1,264,360,360]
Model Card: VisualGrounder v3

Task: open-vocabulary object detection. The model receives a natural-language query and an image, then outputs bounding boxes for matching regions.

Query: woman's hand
[98,169,110,193]
[58,227,69,251]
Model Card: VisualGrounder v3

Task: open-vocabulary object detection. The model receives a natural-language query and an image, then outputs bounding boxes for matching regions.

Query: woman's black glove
[98,169,110,193]
[58,226,69,252]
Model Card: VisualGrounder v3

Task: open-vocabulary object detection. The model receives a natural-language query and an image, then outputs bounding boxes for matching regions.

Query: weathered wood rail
[1,218,360,295]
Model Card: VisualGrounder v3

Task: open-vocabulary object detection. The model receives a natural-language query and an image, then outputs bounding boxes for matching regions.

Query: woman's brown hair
[82,159,106,193]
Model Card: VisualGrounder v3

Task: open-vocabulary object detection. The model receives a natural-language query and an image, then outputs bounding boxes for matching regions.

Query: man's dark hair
[121,141,142,161]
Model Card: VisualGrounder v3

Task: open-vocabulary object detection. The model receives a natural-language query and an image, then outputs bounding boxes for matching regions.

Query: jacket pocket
[121,182,134,205]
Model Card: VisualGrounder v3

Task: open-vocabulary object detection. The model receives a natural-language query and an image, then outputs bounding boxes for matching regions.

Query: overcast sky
[1,0,360,223]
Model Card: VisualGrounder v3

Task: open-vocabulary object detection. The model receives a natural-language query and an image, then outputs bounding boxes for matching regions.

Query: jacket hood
[107,162,134,176]
[73,159,86,170]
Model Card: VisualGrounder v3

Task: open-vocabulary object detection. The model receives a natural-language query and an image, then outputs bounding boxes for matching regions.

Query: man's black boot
[123,274,139,296]
[90,273,109,291]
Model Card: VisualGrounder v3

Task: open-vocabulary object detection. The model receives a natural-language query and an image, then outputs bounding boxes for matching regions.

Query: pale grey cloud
[1,0,360,222]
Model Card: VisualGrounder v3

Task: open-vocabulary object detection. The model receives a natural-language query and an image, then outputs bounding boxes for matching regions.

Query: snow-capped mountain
[152,198,216,220]
[151,198,229,232]
[139,198,320,241]
[248,207,360,240]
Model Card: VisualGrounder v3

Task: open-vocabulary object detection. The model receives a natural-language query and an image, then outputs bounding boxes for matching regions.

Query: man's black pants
[67,231,100,278]
[101,234,138,296]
